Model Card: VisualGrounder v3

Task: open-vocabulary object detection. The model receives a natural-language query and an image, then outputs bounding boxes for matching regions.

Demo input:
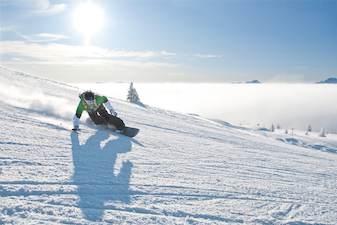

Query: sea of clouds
[73,83,337,133]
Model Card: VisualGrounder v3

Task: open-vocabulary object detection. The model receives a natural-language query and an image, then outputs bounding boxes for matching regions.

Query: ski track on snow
[0,67,337,224]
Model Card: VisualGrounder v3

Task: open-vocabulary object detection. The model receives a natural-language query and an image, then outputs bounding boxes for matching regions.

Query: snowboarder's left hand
[110,110,117,117]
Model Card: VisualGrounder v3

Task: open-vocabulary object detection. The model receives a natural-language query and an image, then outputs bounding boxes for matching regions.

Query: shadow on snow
[71,130,133,222]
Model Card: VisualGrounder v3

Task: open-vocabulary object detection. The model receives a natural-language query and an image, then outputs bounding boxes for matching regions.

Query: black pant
[88,104,125,130]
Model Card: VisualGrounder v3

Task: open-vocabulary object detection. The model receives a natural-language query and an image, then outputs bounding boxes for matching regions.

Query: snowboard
[72,126,139,137]
[121,127,140,138]
[106,125,139,137]
[74,118,139,137]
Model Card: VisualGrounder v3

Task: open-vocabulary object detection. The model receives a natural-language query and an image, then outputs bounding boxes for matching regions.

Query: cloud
[11,58,25,61]
[1,41,175,59]
[34,0,66,16]
[0,41,221,74]
[1,0,66,16]
[21,33,69,42]
[0,28,69,43]
[0,26,15,32]
[0,41,179,70]
[103,49,176,59]
[195,54,223,58]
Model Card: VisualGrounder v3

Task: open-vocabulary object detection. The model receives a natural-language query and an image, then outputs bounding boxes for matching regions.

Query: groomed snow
[0,67,336,224]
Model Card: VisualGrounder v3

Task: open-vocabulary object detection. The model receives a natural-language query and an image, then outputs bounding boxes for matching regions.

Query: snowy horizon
[73,82,337,134]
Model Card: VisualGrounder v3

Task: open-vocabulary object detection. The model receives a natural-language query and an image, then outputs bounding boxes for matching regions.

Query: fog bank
[73,83,337,133]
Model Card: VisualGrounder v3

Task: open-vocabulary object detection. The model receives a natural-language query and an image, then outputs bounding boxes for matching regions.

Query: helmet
[84,90,95,101]
[83,90,95,106]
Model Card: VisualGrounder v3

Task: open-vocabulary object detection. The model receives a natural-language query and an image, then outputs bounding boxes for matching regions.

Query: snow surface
[0,67,337,224]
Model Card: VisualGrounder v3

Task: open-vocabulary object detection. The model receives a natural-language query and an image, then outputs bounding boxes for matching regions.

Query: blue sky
[1,0,336,83]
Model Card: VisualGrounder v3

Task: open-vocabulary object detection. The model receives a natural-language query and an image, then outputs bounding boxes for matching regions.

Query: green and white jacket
[73,94,116,129]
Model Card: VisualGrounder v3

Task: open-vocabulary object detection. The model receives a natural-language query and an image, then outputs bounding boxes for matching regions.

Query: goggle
[85,99,95,106]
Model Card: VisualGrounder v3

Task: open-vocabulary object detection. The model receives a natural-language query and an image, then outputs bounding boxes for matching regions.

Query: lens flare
[73,1,104,45]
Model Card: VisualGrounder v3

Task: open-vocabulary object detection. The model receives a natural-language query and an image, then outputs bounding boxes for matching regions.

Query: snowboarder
[72,90,125,131]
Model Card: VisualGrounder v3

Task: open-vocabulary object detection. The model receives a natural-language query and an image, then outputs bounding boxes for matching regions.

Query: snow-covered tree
[305,125,311,135]
[319,128,326,137]
[270,124,275,132]
[127,82,140,103]
[307,125,312,132]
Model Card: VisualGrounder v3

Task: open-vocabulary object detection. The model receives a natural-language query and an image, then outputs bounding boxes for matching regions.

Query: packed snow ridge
[0,67,337,224]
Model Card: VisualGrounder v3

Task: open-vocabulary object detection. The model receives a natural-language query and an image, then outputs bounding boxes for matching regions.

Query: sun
[73,1,104,45]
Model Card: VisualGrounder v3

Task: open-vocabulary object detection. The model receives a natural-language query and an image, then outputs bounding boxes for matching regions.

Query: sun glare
[73,1,104,45]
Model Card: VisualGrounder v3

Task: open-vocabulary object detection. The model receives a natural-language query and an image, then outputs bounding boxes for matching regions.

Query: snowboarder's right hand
[72,126,80,131]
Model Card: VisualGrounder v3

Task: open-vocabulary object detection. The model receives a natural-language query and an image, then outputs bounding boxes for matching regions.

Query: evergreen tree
[305,125,311,135]
[307,125,312,132]
[319,128,326,137]
[127,82,140,103]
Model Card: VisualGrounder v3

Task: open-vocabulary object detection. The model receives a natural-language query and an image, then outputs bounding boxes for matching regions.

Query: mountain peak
[246,80,261,84]
[316,78,337,84]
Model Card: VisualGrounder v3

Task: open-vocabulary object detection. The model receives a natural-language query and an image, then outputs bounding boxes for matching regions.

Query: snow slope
[0,67,337,224]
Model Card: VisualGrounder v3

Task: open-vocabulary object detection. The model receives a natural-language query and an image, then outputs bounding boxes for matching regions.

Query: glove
[72,126,80,131]
[104,100,117,116]
[73,115,80,130]
[110,110,117,117]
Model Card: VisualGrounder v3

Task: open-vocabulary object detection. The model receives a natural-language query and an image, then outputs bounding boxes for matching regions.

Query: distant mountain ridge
[246,80,261,84]
[316,78,337,84]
